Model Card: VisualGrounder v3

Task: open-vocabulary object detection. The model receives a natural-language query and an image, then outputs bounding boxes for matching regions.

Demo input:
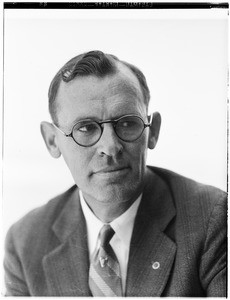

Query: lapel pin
[152,261,160,269]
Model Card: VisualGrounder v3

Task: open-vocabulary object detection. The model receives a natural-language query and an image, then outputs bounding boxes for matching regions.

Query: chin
[92,184,139,204]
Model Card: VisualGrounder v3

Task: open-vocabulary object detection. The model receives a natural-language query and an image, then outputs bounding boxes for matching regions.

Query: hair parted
[48,50,150,125]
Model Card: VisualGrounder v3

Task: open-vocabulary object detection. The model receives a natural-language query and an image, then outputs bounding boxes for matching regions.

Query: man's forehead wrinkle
[109,78,142,100]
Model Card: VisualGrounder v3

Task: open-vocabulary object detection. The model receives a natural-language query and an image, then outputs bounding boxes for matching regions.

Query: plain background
[3,8,228,245]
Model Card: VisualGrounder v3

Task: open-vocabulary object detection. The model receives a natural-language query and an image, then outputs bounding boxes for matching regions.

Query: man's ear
[148,112,161,149]
[40,121,61,158]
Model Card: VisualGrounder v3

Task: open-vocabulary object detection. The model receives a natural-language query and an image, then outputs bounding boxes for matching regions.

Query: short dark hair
[48,50,150,125]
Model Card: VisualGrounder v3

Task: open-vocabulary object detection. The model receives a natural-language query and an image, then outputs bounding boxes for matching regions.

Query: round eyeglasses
[53,114,153,147]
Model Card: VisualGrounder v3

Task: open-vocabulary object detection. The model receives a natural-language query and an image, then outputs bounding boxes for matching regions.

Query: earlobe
[148,112,161,149]
[40,121,61,158]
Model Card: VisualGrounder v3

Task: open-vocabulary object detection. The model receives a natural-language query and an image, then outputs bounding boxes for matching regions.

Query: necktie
[89,224,123,296]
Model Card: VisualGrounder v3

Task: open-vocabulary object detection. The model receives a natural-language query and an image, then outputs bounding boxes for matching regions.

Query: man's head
[41,50,161,217]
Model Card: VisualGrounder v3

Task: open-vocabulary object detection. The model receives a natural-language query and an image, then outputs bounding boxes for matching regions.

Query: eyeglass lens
[72,116,145,146]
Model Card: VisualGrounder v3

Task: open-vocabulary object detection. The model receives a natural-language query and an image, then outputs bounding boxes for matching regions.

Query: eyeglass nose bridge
[98,119,119,129]
[96,119,120,141]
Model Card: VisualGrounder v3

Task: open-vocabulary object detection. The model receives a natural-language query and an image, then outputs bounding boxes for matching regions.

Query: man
[4,50,226,296]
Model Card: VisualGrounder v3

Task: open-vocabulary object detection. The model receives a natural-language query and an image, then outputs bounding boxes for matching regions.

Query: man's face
[54,65,150,205]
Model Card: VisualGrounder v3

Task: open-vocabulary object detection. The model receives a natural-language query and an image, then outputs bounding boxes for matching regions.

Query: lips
[93,166,129,175]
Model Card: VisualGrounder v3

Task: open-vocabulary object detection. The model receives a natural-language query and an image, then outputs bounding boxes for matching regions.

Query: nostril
[99,143,123,157]
[118,147,123,155]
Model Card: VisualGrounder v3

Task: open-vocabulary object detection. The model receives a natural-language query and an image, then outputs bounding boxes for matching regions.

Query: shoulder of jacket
[148,165,227,213]
[7,185,77,243]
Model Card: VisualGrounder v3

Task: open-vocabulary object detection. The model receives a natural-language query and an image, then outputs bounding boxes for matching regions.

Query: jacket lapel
[42,187,91,296]
[126,169,177,296]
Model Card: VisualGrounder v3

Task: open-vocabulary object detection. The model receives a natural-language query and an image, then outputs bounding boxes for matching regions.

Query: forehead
[55,63,146,126]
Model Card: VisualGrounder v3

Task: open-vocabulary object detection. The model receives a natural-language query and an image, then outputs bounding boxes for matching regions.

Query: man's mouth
[93,166,130,176]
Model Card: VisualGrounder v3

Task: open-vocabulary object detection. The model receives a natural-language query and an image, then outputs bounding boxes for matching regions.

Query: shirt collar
[79,190,141,255]
[110,195,141,249]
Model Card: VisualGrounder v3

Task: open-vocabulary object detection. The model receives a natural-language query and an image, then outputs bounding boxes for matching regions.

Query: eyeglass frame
[52,114,153,147]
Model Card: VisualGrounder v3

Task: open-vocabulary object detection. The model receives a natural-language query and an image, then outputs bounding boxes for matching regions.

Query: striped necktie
[89,224,123,296]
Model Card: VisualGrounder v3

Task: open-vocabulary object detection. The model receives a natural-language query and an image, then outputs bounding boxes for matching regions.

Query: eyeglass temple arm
[146,113,153,126]
[52,123,70,137]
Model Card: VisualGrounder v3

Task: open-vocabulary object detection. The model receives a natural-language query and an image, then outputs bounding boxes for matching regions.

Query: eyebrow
[70,115,100,125]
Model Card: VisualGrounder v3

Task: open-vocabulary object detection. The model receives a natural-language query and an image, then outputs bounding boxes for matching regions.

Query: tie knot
[99,224,115,248]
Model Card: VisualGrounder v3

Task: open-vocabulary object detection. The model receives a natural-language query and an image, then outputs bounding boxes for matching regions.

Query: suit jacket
[4,166,227,296]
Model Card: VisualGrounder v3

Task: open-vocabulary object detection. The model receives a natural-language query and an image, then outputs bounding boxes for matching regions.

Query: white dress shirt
[79,190,141,294]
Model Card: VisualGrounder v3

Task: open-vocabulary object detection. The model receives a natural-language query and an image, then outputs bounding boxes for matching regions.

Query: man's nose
[96,123,123,157]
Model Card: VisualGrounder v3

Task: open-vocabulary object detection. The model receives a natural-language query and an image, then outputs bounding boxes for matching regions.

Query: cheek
[74,152,93,179]
[127,134,148,165]
[59,142,94,181]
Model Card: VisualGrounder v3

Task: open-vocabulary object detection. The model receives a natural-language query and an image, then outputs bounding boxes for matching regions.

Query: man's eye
[120,120,136,128]
[78,123,98,133]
